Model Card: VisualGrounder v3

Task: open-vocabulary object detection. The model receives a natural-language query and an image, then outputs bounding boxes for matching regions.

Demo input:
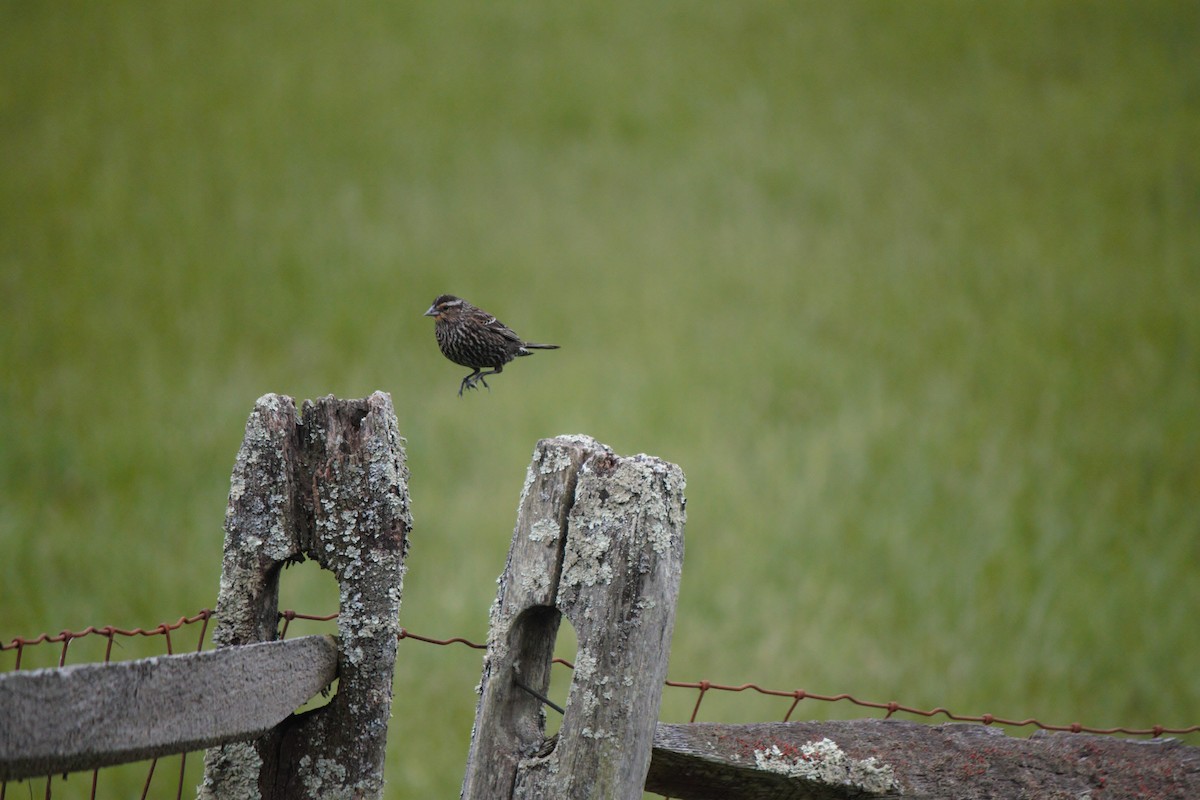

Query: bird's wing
[484,316,525,344]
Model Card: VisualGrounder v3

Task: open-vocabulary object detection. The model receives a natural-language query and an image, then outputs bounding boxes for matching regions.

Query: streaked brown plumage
[424,294,559,396]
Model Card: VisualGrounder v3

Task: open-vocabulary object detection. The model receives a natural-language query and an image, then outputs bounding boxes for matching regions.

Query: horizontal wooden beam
[646,719,1200,799]
[0,635,338,781]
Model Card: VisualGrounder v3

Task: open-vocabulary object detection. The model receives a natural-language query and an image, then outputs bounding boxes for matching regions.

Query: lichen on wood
[199,392,411,800]
[462,435,685,800]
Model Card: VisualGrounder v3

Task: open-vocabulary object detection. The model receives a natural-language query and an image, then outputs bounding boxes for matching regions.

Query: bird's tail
[517,343,560,357]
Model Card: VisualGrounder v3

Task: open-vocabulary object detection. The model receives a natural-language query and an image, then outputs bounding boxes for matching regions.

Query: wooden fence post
[198,392,411,800]
[461,435,686,800]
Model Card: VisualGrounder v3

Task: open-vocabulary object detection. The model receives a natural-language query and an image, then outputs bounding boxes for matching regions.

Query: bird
[424,294,560,396]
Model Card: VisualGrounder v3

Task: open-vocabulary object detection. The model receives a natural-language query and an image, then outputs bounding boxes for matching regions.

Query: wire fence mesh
[3,608,1197,799]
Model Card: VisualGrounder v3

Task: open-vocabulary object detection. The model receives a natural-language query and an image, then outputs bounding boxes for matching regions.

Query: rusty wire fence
[3,609,1198,799]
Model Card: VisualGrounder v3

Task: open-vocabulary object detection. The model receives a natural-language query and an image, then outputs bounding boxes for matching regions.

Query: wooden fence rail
[647,719,1200,799]
[2,392,1198,799]
[0,636,336,782]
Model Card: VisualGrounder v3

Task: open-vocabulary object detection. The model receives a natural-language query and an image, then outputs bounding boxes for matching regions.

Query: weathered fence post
[198,392,411,800]
[461,435,686,800]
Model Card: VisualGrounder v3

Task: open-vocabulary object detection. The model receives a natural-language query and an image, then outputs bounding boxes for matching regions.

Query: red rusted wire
[3,605,1196,800]
[363,624,1200,739]
[104,628,117,663]
[397,628,486,649]
[194,612,210,653]
[661,679,1200,738]
[279,609,339,639]
[139,757,157,800]
[1,611,215,652]
[0,613,220,800]
[679,680,706,723]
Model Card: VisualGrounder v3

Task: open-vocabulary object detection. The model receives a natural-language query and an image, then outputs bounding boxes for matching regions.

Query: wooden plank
[0,635,337,782]
[646,720,1200,799]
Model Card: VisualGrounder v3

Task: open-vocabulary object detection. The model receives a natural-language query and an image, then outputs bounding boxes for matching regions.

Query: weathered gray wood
[459,436,592,800]
[0,636,337,782]
[199,392,411,800]
[461,435,686,800]
[645,720,1200,799]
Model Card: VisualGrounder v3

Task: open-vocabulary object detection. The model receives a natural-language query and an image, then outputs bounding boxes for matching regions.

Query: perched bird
[424,294,560,396]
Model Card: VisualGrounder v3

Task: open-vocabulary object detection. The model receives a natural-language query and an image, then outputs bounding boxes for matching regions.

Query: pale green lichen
[537,444,575,475]
[753,738,899,793]
[528,518,560,543]
[580,725,613,740]
[518,567,553,598]
[573,650,598,681]
[562,527,615,588]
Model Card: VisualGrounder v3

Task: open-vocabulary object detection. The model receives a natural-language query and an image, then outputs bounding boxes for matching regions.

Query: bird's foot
[458,374,491,396]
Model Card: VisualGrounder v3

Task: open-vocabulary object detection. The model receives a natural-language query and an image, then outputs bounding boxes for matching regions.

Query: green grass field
[3,3,1198,796]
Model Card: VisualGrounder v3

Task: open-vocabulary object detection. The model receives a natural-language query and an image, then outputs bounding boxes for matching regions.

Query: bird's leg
[458,366,504,396]
[474,366,502,392]
[458,369,483,397]
[461,371,496,394]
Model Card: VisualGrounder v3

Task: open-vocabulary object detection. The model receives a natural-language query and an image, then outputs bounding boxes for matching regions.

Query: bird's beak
[423,305,438,317]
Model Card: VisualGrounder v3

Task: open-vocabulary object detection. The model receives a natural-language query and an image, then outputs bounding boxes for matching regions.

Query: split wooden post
[461,435,686,800]
[198,392,411,800]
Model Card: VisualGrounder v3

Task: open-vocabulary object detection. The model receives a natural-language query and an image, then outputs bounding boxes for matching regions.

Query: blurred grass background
[2,1,1198,796]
